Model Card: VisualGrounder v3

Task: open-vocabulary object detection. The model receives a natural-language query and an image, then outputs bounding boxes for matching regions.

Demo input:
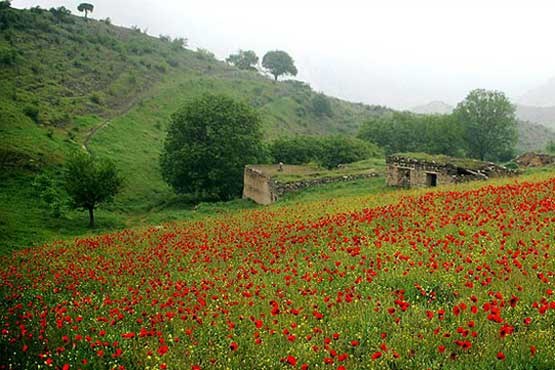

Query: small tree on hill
[262,50,297,81]
[311,93,333,117]
[453,89,517,161]
[64,152,123,227]
[77,3,94,20]
[226,50,259,71]
[160,94,266,200]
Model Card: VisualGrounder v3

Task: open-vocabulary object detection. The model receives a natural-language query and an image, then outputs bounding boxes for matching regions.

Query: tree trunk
[88,207,94,228]
[273,74,278,81]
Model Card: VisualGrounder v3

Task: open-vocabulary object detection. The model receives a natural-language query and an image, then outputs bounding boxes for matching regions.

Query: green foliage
[49,6,72,23]
[77,3,94,19]
[311,93,333,117]
[262,50,297,81]
[226,50,259,71]
[545,140,555,153]
[0,45,16,65]
[22,105,40,124]
[160,94,266,200]
[0,1,11,10]
[270,136,324,165]
[32,172,67,218]
[358,112,464,156]
[171,37,187,50]
[319,136,378,169]
[270,135,379,169]
[453,89,518,161]
[64,151,123,227]
[195,48,215,61]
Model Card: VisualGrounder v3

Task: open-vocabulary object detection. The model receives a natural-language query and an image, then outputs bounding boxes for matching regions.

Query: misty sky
[12,0,555,108]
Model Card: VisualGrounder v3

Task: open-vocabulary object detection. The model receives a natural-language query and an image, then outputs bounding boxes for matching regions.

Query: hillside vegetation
[0,6,388,249]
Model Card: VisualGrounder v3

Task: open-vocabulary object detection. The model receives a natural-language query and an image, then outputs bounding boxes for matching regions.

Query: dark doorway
[426,173,437,187]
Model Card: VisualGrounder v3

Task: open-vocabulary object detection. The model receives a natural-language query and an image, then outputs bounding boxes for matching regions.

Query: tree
[160,94,265,200]
[262,50,297,81]
[318,136,377,169]
[226,50,259,71]
[453,89,517,161]
[77,3,94,20]
[64,152,123,227]
[311,93,333,117]
[0,1,11,10]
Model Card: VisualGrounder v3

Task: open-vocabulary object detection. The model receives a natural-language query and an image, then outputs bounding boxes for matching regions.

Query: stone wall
[515,152,555,167]
[242,166,276,205]
[243,165,379,205]
[272,173,379,198]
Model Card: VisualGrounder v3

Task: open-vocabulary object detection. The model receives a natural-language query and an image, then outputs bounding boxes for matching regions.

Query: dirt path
[81,89,152,154]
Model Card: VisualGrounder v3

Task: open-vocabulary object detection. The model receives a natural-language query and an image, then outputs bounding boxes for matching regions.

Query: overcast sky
[13,0,555,108]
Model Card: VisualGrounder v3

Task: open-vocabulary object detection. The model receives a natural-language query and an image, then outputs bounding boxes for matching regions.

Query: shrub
[0,46,16,65]
[311,93,333,117]
[270,135,379,168]
[22,105,40,123]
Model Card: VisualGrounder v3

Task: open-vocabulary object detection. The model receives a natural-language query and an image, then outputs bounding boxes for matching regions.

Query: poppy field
[2,176,555,369]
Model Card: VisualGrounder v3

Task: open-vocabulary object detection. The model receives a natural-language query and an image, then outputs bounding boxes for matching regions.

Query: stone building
[386,154,515,188]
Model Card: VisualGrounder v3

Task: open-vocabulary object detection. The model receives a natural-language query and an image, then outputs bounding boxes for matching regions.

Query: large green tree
[262,50,297,81]
[453,89,517,161]
[226,50,259,71]
[77,3,93,20]
[160,94,266,200]
[64,152,123,227]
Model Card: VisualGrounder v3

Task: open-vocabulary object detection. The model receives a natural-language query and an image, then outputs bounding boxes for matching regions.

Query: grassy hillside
[0,5,389,249]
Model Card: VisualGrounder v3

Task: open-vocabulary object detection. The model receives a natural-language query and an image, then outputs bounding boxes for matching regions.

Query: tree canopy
[453,89,517,161]
[226,50,259,71]
[358,112,464,156]
[160,94,266,200]
[77,3,93,19]
[262,50,297,81]
[270,135,380,169]
[64,152,123,227]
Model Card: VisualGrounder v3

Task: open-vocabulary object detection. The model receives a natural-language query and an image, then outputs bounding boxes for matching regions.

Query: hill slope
[0,6,389,248]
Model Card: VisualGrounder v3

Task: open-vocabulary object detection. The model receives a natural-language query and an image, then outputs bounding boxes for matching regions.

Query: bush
[318,136,377,169]
[32,172,66,218]
[311,93,333,117]
[270,136,323,165]
[22,105,40,123]
[0,46,16,65]
[270,135,379,169]
[160,94,266,200]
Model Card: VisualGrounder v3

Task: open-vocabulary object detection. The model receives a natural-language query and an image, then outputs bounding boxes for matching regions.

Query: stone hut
[515,152,555,167]
[386,154,516,188]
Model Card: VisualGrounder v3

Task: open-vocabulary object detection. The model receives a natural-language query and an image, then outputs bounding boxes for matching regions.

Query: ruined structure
[243,164,378,205]
[515,152,555,167]
[386,154,516,188]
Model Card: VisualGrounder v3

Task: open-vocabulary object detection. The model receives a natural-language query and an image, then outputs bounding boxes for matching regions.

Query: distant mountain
[410,101,453,115]
[515,104,555,130]
[518,77,555,107]
[517,120,555,153]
